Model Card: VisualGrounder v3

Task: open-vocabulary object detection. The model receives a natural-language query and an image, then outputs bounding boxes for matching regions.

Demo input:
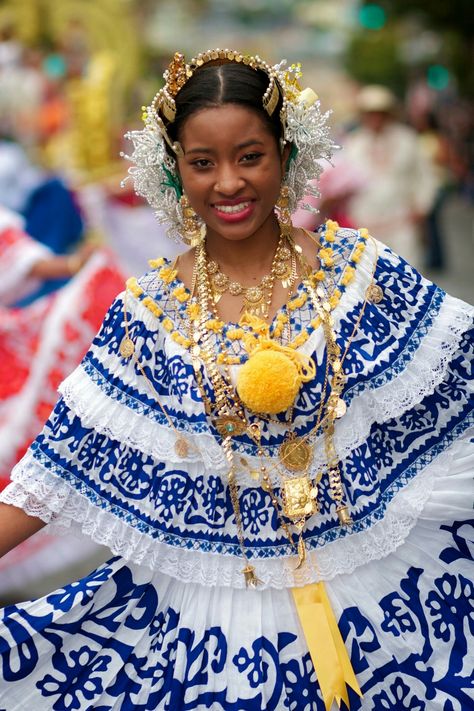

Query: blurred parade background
[0,0,473,602]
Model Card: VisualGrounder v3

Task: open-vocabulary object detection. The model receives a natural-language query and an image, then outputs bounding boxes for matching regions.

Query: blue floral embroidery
[151,470,193,522]
[36,647,112,711]
[372,676,425,711]
[426,573,474,672]
[46,565,114,612]
[241,489,271,536]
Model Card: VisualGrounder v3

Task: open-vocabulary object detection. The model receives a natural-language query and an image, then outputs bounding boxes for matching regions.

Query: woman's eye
[191,159,212,168]
[241,152,263,162]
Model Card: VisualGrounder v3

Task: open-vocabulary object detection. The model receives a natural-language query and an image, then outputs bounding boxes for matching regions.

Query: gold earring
[180,194,205,246]
[276,185,292,238]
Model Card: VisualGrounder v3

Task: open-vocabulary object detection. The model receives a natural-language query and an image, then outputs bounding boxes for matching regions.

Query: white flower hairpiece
[122,50,338,243]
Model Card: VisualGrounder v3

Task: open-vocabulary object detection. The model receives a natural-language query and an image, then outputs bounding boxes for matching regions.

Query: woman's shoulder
[295,220,365,274]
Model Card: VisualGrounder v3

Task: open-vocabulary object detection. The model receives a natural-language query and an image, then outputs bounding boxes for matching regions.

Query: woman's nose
[214,166,245,195]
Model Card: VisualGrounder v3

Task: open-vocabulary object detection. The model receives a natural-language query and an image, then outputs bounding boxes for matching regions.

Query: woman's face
[176,104,288,243]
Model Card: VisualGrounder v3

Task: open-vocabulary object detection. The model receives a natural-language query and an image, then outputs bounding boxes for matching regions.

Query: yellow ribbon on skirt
[292,582,362,711]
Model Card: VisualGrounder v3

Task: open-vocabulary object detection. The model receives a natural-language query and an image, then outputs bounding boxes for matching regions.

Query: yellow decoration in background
[292,583,362,711]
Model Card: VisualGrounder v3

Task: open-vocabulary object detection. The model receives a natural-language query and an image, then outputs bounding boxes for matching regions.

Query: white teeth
[215,202,250,214]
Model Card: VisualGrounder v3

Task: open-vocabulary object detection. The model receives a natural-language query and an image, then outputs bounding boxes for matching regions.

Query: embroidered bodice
[4,225,473,589]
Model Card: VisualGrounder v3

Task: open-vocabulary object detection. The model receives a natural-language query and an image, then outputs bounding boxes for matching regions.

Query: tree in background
[345,0,473,99]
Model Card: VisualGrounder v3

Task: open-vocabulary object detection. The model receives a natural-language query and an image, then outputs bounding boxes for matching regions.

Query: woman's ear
[280,141,292,175]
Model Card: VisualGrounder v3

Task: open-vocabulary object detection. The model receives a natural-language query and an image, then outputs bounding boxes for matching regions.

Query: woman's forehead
[179,104,274,147]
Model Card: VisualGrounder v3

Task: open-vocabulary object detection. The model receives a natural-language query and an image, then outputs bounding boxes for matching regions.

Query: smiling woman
[0,48,473,711]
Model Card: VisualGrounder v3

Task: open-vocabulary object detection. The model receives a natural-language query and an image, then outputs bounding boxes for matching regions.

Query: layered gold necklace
[189,234,366,582]
[121,227,379,586]
[206,234,296,318]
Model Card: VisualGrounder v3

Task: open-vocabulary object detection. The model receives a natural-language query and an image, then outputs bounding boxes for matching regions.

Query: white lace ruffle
[332,290,473,466]
[59,241,472,474]
[2,432,470,590]
[59,364,228,470]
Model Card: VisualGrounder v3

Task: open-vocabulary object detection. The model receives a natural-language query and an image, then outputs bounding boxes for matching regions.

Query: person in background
[0,138,85,300]
[0,204,120,604]
[342,85,437,268]
[292,151,367,230]
[414,111,466,270]
[0,204,92,307]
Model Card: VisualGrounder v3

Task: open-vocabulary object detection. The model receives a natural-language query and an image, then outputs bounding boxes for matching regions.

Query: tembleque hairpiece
[122,48,338,243]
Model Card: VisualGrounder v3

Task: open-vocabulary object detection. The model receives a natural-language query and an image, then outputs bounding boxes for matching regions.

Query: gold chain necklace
[120,232,379,585]
[194,236,333,576]
[207,234,292,318]
[192,235,378,580]
[119,291,195,459]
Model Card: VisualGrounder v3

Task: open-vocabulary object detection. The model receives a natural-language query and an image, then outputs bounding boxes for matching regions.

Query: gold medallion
[216,415,246,437]
[334,398,347,418]
[279,437,313,472]
[282,476,318,519]
[119,337,135,358]
[367,283,384,304]
[247,422,262,443]
[174,436,190,458]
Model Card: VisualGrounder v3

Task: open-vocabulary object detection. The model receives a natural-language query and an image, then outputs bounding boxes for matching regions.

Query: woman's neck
[204,216,281,278]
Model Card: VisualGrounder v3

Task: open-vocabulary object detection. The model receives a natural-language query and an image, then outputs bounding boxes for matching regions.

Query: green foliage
[352,1,474,97]
[376,0,474,39]
[345,26,406,94]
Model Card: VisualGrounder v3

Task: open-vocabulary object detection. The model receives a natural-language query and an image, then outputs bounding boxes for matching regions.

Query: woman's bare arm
[29,243,96,281]
[0,502,46,558]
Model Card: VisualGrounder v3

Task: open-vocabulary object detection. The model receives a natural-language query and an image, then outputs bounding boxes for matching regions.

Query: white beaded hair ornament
[122,48,337,243]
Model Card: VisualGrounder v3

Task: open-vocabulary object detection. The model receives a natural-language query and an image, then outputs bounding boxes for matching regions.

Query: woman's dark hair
[166,63,284,148]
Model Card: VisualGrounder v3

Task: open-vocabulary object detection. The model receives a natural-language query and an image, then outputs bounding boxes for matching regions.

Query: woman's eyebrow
[185,138,266,155]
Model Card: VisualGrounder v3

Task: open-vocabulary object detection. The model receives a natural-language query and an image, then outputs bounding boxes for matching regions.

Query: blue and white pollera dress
[0,226,473,711]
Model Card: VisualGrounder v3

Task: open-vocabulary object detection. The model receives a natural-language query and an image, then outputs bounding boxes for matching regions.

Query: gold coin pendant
[120,337,135,358]
[367,283,384,304]
[279,438,313,472]
[174,437,190,458]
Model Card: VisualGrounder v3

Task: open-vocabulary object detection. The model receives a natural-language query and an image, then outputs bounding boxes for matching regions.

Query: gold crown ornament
[122,47,338,244]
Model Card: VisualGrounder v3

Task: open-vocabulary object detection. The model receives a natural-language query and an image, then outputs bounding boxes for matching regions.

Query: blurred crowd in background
[0,0,473,601]
[0,0,473,274]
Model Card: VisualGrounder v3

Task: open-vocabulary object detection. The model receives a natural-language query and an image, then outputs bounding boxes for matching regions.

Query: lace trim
[59,282,472,472]
[332,291,473,464]
[1,434,469,589]
[59,364,227,470]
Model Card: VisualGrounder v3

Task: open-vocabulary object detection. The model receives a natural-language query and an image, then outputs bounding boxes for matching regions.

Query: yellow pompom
[237,350,301,414]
